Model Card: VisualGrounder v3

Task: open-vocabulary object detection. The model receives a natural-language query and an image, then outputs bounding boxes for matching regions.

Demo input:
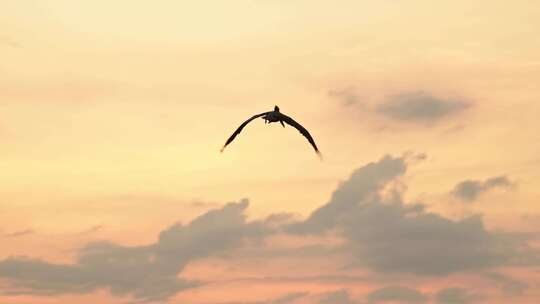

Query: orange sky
[1,1,540,303]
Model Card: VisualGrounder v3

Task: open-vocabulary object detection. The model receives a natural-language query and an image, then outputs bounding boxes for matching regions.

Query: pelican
[220,106,321,157]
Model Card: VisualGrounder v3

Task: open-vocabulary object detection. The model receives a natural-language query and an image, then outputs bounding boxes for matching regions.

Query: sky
[1,0,540,303]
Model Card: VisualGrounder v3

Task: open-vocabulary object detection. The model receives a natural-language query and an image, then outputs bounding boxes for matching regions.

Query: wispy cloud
[190,199,220,209]
[367,286,427,304]
[435,287,481,304]
[328,88,471,126]
[0,35,21,48]
[221,274,368,284]
[318,289,356,304]
[328,87,363,107]
[3,229,34,238]
[484,272,529,296]
[77,225,103,235]
[376,91,470,123]
[221,292,309,304]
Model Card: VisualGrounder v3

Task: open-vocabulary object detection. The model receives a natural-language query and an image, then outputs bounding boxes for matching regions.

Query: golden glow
[1,1,539,302]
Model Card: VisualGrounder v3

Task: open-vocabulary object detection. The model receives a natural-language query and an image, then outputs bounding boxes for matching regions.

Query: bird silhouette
[221,105,321,157]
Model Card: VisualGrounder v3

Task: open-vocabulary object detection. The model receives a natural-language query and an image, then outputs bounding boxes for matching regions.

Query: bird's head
[274,105,280,112]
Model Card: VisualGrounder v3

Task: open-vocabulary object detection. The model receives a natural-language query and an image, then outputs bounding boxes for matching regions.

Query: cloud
[328,87,363,107]
[375,91,470,123]
[451,175,513,201]
[367,286,427,304]
[0,156,537,302]
[3,229,34,238]
[266,292,308,304]
[267,292,309,304]
[484,272,528,296]
[289,155,407,234]
[318,289,356,304]
[190,200,220,208]
[290,155,532,275]
[228,290,357,304]
[224,274,368,285]
[0,36,20,48]
[0,79,116,105]
[0,200,270,302]
[223,292,308,304]
[435,288,480,304]
[78,225,103,235]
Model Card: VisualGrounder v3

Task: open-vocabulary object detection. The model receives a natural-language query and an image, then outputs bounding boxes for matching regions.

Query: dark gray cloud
[376,91,470,122]
[319,289,356,304]
[452,175,513,201]
[0,200,270,302]
[290,155,533,275]
[367,286,427,304]
[435,288,480,304]
[289,155,407,235]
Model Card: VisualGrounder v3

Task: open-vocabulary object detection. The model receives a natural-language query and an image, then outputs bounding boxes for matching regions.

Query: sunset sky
[1,1,540,303]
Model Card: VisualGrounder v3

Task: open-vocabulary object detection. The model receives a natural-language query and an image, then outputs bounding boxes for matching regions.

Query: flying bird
[221,106,321,157]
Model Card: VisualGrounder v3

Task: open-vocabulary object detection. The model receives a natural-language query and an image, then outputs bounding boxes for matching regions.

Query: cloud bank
[0,156,537,302]
[0,200,269,302]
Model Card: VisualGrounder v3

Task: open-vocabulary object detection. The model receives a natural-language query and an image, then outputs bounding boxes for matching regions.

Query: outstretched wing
[221,112,270,152]
[280,113,321,156]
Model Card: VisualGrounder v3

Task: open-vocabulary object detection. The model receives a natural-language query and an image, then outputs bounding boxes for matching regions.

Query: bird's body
[263,108,282,123]
[221,105,321,157]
